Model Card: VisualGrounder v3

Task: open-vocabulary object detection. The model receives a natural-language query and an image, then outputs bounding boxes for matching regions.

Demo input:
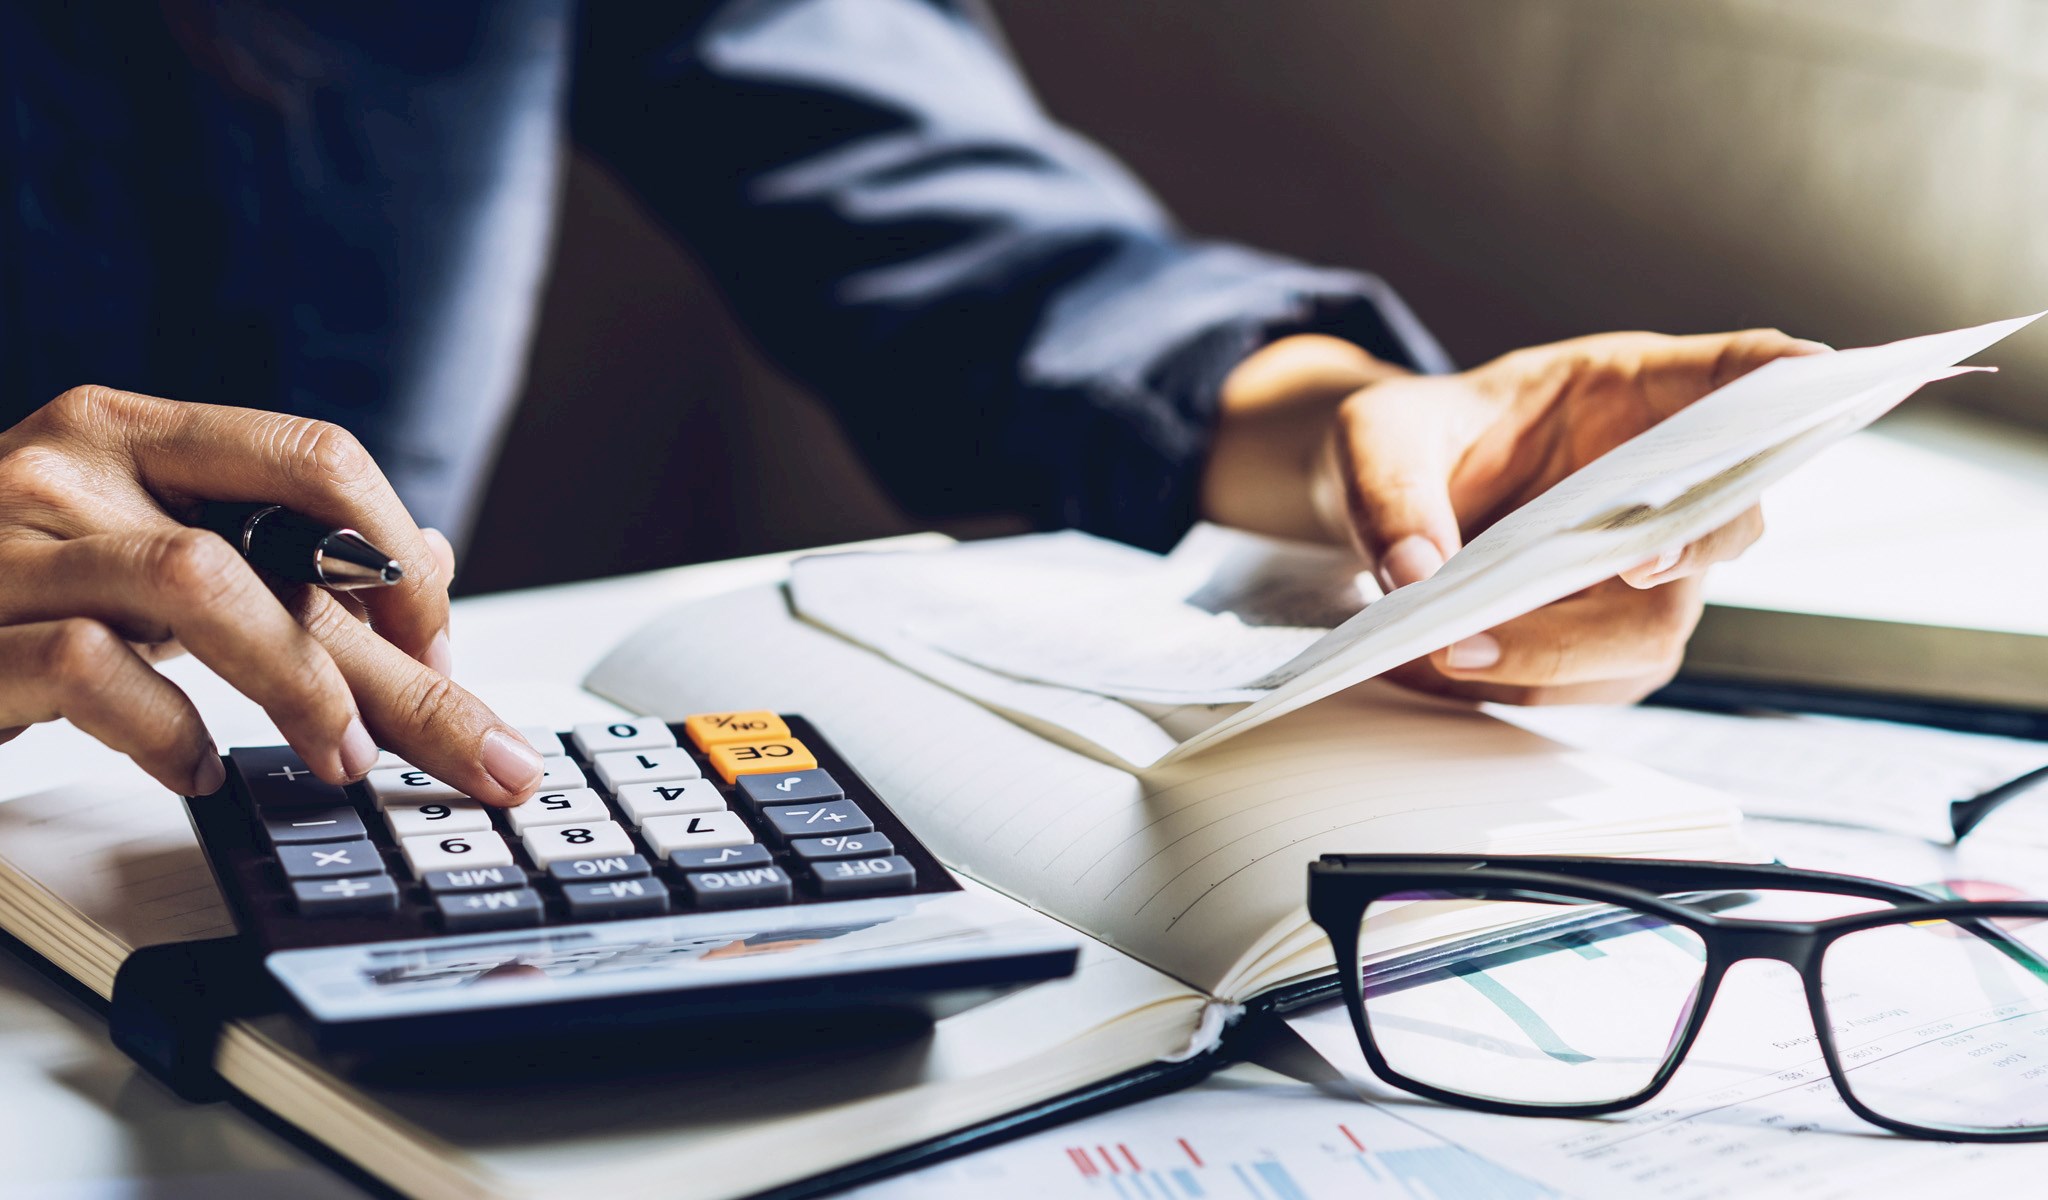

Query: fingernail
[1791,339,1834,354]
[194,750,227,795]
[339,717,379,780]
[481,729,544,793]
[1380,536,1446,590]
[426,630,453,676]
[1446,633,1502,671]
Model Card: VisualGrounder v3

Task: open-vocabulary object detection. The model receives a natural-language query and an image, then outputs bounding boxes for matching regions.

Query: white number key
[615,779,724,825]
[400,831,513,875]
[641,810,752,857]
[504,788,611,834]
[384,801,493,839]
[538,756,587,791]
[592,747,700,791]
[523,819,635,866]
[367,767,466,807]
[571,718,676,757]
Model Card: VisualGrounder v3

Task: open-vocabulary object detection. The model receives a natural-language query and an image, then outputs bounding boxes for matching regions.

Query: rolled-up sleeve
[572,0,1448,550]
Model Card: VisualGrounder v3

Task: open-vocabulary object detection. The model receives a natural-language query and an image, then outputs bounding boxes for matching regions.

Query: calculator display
[266,892,1070,1022]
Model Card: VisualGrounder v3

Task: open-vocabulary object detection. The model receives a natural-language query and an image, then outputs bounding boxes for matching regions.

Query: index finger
[94,390,449,662]
[1625,329,1833,418]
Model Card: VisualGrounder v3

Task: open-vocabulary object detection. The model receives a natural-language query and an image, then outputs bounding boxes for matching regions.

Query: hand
[1203,330,1827,704]
[0,386,544,801]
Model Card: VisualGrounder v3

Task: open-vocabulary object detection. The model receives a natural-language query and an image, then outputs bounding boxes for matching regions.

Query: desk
[6,535,2048,1199]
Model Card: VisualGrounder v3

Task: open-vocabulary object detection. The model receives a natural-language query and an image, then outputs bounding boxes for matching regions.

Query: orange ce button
[708,738,817,784]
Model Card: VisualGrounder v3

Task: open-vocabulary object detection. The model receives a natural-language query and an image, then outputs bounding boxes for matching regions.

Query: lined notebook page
[587,586,1741,998]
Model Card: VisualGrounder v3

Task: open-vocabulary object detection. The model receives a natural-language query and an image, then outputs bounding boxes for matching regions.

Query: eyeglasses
[1307,854,2048,1141]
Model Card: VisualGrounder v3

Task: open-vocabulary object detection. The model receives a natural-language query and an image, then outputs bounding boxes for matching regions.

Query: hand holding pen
[0,387,544,804]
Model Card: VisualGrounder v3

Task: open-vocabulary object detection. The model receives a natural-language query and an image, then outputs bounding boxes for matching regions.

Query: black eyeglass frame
[1307,853,2048,1142]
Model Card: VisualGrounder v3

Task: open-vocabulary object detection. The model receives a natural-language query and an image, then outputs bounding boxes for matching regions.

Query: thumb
[1332,380,1466,590]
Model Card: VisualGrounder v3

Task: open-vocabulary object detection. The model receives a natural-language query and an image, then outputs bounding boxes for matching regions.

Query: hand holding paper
[1320,328,1829,704]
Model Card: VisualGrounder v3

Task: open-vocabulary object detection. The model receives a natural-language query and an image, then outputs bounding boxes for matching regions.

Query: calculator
[184,712,1079,1050]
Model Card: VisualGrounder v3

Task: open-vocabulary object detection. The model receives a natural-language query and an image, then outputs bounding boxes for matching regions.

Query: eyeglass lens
[1359,889,1708,1106]
[1819,913,2048,1134]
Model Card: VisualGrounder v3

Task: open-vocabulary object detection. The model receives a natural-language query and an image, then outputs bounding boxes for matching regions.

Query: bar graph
[845,1078,1559,1200]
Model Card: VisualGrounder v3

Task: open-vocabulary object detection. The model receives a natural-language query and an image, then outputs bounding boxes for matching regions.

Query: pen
[199,502,403,590]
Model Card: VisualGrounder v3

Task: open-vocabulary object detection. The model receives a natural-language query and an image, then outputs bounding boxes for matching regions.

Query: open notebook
[0,584,1741,1200]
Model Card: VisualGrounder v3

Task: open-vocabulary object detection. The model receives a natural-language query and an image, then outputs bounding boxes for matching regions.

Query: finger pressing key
[0,619,226,795]
[287,588,541,806]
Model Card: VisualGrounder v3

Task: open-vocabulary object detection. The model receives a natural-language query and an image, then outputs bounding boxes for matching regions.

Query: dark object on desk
[169,714,1078,1066]
[1678,604,2048,723]
[1309,854,2048,1143]
[199,502,402,590]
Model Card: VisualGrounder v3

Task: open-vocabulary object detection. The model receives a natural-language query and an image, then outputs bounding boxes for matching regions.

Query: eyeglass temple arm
[1951,764,2048,841]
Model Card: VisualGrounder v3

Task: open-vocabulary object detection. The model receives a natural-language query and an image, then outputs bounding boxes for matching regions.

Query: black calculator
[184,712,1078,1050]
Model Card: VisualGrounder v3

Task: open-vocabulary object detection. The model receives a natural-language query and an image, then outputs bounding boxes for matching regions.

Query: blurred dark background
[462,0,2048,593]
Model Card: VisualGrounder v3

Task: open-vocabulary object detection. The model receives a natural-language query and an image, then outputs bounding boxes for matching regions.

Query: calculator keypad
[218,716,955,937]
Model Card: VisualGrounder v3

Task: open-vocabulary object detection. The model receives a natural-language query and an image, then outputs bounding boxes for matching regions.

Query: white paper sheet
[1492,704,2048,845]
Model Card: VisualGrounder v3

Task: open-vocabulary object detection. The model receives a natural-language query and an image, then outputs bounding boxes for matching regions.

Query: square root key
[736,769,843,811]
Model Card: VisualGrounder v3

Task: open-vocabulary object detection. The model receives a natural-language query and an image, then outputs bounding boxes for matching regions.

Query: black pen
[200,502,403,590]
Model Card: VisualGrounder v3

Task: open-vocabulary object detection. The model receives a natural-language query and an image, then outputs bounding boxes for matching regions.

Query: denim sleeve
[571,0,1448,550]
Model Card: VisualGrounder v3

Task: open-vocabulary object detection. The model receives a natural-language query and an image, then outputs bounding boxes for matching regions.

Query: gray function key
[669,843,772,871]
[232,747,351,808]
[421,865,526,894]
[547,854,652,883]
[261,805,369,847]
[760,799,872,843]
[737,769,844,811]
[788,832,895,862]
[276,839,382,880]
[562,877,671,920]
[292,874,399,916]
[436,888,544,932]
[683,865,793,910]
[811,855,917,898]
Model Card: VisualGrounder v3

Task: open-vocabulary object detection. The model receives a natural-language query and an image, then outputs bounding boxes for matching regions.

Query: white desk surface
[8,444,2048,1196]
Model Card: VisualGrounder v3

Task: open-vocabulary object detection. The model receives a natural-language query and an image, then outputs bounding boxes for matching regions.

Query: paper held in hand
[791,312,2043,768]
